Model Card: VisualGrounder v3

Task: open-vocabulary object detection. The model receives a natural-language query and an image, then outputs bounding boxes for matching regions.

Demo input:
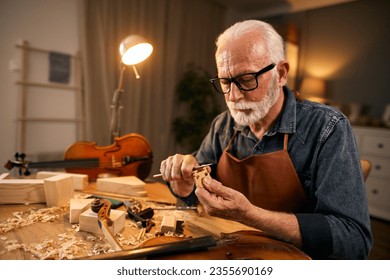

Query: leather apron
[216,132,310,213]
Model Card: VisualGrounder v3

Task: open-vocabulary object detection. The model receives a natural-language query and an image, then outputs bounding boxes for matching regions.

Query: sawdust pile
[0,206,65,233]
[0,227,113,259]
[0,206,114,259]
[0,202,194,260]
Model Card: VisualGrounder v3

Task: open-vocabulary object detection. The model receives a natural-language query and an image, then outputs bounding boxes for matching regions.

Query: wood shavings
[90,243,114,256]
[0,197,202,260]
[0,206,67,233]
[0,205,114,259]
[4,239,24,251]
[159,231,186,239]
[86,235,97,242]
[0,227,111,259]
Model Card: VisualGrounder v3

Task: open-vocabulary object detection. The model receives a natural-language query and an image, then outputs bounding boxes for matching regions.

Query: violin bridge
[192,167,211,189]
[111,156,121,168]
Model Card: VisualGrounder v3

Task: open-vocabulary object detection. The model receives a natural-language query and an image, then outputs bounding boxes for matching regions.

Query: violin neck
[27,158,100,170]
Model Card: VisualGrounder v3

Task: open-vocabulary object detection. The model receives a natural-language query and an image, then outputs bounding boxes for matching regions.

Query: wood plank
[0,173,45,204]
[96,176,147,197]
[144,182,177,204]
[37,171,88,190]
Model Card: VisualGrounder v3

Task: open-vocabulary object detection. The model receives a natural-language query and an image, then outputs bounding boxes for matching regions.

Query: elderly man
[159,20,372,259]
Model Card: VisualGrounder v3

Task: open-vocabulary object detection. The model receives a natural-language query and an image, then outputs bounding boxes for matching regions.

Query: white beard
[227,76,280,126]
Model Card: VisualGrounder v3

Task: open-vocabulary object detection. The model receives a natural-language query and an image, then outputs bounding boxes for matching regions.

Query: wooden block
[160,215,177,233]
[96,176,147,197]
[37,171,88,190]
[69,198,95,223]
[43,174,75,207]
[0,173,45,204]
[79,208,126,235]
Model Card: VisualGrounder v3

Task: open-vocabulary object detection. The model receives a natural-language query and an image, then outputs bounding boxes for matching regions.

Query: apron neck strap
[283,134,289,150]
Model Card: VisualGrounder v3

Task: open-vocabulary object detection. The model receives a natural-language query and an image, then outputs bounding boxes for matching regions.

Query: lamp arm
[109,65,126,143]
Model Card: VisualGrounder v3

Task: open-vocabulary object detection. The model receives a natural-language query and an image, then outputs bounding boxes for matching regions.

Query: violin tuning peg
[20,153,26,160]
[24,169,31,176]
[15,152,20,159]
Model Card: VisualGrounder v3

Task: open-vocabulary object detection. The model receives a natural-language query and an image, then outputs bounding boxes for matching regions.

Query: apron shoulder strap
[283,134,289,150]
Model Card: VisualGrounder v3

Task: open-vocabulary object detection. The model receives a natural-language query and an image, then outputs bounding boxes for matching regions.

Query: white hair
[216,20,285,63]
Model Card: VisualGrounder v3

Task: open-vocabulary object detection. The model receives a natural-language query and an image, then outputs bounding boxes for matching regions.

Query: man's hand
[195,175,252,222]
[159,154,199,197]
[195,176,302,248]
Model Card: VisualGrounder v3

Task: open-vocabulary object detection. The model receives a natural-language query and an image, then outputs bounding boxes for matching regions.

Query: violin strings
[27,157,151,170]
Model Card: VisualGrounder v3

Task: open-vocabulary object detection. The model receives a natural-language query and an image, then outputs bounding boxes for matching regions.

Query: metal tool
[152,163,213,178]
[124,200,154,228]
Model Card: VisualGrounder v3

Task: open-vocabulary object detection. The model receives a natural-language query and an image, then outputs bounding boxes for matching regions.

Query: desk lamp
[300,77,326,103]
[109,35,153,142]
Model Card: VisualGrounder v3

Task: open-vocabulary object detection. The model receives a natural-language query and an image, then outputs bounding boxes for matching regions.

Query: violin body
[139,230,310,260]
[64,133,153,181]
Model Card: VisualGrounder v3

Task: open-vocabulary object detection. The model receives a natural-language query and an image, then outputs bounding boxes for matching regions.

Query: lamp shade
[119,35,153,65]
[300,77,326,103]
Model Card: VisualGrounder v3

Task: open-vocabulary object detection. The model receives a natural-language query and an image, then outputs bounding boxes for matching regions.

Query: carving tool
[152,206,197,210]
[152,163,213,178]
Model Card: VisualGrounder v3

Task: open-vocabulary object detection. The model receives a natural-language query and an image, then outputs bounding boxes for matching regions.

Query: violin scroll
[91,198,122,251]
[4,153,31,176]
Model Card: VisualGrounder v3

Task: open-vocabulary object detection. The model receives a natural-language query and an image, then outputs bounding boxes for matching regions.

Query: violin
[4,133,153,181]
[79,230,310,260]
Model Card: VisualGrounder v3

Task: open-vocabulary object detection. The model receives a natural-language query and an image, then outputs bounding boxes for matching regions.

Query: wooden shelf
[16,81,82,91]
[17,117,85,123]
[16,40,86,154]
[16,43,79,59]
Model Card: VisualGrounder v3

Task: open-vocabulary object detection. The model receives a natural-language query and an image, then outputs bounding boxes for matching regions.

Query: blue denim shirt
[192,87,372,259]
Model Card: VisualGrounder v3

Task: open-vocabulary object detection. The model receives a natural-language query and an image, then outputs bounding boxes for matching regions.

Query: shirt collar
[277,86,297,134]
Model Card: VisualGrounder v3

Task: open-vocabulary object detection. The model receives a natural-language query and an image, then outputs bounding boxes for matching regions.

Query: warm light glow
[119,35,153,65]
[300,77,325,99]
[285,42,299,88]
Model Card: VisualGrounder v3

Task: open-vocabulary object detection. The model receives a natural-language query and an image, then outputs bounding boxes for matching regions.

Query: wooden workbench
[0,180,257,260]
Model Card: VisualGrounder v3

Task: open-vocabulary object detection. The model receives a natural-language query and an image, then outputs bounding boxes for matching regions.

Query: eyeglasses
[209,63,276,94]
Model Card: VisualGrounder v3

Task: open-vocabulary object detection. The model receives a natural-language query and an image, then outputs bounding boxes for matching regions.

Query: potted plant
[172,64,221,152]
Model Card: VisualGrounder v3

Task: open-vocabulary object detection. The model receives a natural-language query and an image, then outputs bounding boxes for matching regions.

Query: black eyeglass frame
[209,63,276,94]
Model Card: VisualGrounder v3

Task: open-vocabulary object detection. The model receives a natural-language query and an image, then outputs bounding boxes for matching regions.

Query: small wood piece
[69,198,95,223]
[192,167,211,216]
[79,208,126,236]
[43,174,75,207]
[137,227,146,241]
[160,216,176,233]
[196,203,207,217]
[96,176,147,196]
[0,173,45,204]
[100,218,123,251]
[192,167,211,189]
[160,216,184,234]
[37,171,88,190]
